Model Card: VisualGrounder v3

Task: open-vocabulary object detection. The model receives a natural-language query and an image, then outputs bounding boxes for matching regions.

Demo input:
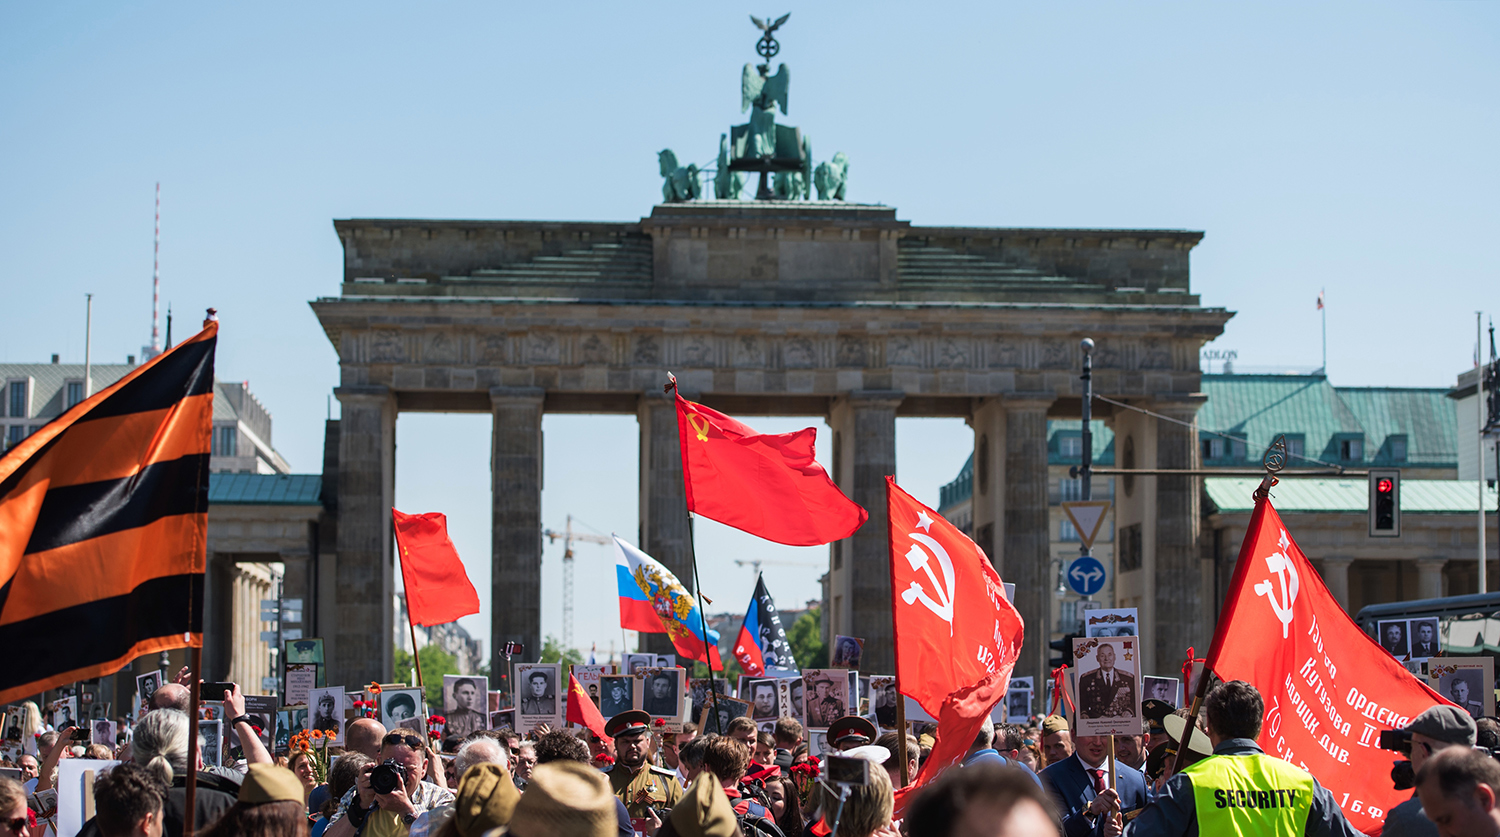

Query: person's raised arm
[34,727,75,792]
[224,684,272,766]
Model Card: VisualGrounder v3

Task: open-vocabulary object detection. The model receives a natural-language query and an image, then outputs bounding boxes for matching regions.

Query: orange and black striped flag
[0,321,217,703]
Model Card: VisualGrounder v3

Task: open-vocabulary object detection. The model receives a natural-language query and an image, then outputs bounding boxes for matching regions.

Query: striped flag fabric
[613,535,723,671]
[0,321,217,703]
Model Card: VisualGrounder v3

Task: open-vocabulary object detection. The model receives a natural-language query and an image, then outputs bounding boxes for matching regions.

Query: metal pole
[1081,338,1094,508]
[1481,312,1488,594]
[886,478,910,788]
[83,294,93,397]
[686,515,724,732]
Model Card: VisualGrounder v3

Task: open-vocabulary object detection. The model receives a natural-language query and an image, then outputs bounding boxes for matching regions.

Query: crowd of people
[7,672,1500,836]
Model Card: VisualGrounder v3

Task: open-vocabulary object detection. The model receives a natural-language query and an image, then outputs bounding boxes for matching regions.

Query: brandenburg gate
[311,200,1230,690]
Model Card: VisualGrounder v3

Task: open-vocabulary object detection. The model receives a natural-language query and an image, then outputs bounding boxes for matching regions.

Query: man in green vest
[1126,680,1362,836]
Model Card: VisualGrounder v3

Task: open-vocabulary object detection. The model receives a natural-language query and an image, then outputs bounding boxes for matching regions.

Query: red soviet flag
[674,391,866,546]
[392,508,481,627]
[566,672,611,745]
[1208,495,1451,835]
[886,478,1024,811]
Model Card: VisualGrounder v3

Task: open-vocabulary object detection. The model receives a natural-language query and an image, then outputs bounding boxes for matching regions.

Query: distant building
[1448,366,1498,482]
[395,593,486,675]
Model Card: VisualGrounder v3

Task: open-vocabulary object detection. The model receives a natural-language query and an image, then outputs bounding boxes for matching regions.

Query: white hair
[454,737,510,778]
[132,709,193,782]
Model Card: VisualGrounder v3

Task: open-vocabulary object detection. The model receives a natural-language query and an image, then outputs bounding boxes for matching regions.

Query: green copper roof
[208,473,323,505]
[1205,477,1497,514]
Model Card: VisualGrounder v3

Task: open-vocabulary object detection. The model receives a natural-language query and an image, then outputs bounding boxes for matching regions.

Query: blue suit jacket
[1040,753,1149,837]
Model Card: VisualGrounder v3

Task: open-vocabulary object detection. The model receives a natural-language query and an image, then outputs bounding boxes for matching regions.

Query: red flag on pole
[673,391,866,546]
[886,478,1024,811]
[1206,495,1451,834]
[392,509,481,627]
[566,672,611,745]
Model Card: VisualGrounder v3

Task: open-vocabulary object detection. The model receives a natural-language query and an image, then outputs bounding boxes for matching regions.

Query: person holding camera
[1382,704,1477,837]
[324,731,454,837]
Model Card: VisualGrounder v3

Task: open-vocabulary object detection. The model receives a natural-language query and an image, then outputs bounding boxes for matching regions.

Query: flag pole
[1172,435,1285,774]
[670,369,725,731]
[884,478,910,788]
[184,645,201,837]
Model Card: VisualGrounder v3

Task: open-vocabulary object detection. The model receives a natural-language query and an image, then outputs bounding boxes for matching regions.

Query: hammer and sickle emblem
[1252,529,1300,639]
[900,533,957,634]
[686,413,711,442]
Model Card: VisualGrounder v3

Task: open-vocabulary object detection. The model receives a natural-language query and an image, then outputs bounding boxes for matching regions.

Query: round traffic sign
[1066,556,1107,596]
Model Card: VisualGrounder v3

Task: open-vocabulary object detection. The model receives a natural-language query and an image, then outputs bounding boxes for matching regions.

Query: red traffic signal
[1377,478,1394,494]
[1369,469,1400,537]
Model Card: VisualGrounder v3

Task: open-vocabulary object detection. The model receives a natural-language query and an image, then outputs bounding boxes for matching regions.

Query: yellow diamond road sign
[1061,501,1111,548]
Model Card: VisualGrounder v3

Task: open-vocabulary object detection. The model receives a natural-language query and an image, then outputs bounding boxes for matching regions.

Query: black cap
[1142,699,1173,733]
[1403,705,1477,747]
[827,716,877,746]
[604,710,652,739]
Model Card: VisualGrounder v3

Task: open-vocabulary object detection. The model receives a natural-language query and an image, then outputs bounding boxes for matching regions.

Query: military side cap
[604,709,652,739]
[239,764,305,804]
[1163,715,1213,757]
[669,772,738,837]
[1404,705,1477,746]
[1041,715,1070,735]
[1142,699,1173,732]
[828,716,877,747]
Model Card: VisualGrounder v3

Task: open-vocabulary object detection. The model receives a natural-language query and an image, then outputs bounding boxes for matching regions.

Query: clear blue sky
[3,2,1496,663]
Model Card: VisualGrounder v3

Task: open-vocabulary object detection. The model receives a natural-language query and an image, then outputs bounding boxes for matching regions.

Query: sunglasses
[2,818,26,833]
[382,733,425,749]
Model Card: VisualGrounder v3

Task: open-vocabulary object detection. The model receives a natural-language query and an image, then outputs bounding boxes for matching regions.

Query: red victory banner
[1207,495,1450,834]
[886,477,1024,810]
[392,509,481,627]
[566,672,611,745]
[672,388,866,546]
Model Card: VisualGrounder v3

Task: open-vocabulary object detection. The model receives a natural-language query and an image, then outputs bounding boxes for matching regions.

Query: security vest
[1182,752,1315,837]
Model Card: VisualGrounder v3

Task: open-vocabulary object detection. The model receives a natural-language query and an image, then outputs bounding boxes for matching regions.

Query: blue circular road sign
[1066,556,1107,596]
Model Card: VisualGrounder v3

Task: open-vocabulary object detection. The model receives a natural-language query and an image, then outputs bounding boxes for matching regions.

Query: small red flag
[674,393,866,546]
[566,672,611,744]
[1206,495,1451,834]
[392,509,481,627]
[885,478,1024,812]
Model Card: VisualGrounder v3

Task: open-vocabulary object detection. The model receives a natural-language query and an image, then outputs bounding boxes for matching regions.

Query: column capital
[333,384,392,405]
[489,386,545,406]
[844,389,905,408]
[1148,393,1210,416]
[1320,556,1355,568]
[1415,557,1450,570]
[1002,391,1057,411]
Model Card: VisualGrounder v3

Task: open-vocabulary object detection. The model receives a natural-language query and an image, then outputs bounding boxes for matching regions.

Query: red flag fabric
[566,672,611,744]
[885,478,1024,812]
[392,508,481,627]
[674,393,866,546]
[1207,495,1451,834]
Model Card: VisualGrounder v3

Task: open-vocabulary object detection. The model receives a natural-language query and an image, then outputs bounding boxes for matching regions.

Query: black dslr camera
[1378,729,1415,791]
[370,759,405,795]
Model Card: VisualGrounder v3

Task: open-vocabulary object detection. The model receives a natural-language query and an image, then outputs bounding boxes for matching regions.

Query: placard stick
[1107,735,1116,790]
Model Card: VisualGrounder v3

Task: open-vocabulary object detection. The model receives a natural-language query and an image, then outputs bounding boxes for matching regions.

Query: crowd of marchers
[5,674,1500,837]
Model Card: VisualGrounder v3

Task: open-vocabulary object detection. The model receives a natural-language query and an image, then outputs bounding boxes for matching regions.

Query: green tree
[787,606,828,669]
[393,645,460,708]
[539,635,584,667]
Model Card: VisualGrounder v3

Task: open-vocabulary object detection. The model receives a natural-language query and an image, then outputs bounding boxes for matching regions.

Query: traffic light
[1050,632,1082,671]
[1369,469,1400,537]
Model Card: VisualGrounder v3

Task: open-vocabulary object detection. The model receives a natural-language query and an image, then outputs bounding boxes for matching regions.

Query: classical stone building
[311,201,1231,689]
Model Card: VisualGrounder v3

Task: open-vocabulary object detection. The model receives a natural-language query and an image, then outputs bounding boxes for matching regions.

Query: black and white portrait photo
[380,689,424,731]
[1005,689,1031,723]
[624,654,654,677]
[1142,676,1180,707]
[517,668,556,716]
[700,697,750,735]
[92,720,115,747]
[642,670,682,718]
[601,676,634,718]
[200,719,222,767]
[831,636,864,669]
[307,688,344,745]
[1430,658,1495,720]
[749,679,780,721]
[801,670,848,728]
[443,675,488,738]
[1409,619,1441,659]
[1378,620,1410,657]
[689,678,729,722]
[489,709,515,731]
[1072,637,1140,737]
[872,677,898,729]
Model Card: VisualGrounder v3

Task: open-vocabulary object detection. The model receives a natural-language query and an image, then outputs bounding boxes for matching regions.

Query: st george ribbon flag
[392,508,481,627]
[886,477,1024,810]
[732,574,798,677]
[1208,493,1450,834]
[613,535,723,670]
[0,321,218,703]
[672,388,866,546]
[566,671,611,744]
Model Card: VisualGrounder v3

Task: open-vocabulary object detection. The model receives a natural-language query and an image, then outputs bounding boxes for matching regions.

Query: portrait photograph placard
[1005,688,1032,724]
[1408,618,1441,659]
[870,676,899,730]
[689,678,730,723]
[134,671,163,717]
[489,708,515,731]
[572,665,611,708]
[284,664,317,707]
[379,689,425,732]
[1071,636,1140,737]
[307,687,344,746]
[801,669,851,729]
[1429,658,1495,720]
[655,654,677,669]
[513,663,562,733]
[623,653,655,677]
[1142,676,1181,708]
[442,675,489,739]
[641,668,686,731]
[200,719,223,767]
[786,673,806,723]
[1378,620,1411,658]
[699,696,750,736]
[1083,608,1139,638]
[231,695,277,750]
[91,719,116,747]
[600,675,635,719]
[831,635,865,669]
[274,709,306,751]
[746,678,781,721]
[48,697,77,730]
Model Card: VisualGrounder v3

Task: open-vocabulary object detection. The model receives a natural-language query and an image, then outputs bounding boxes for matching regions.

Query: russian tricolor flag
[614,536,723,670]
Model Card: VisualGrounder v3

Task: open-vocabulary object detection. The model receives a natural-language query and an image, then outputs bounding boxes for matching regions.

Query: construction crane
[733,558,820,576]
[541,515,612,649]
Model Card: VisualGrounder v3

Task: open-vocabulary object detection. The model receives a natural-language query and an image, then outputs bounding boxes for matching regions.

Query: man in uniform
[807,676,844,727]
[827,716,877,752]
[445,678,486,737]
[642,673,677,717]
[520,671,555,716]
[605,710,684,824]
[1449,677,1484,719]
[1078,642,1135,719]
[1125,680,1361,836]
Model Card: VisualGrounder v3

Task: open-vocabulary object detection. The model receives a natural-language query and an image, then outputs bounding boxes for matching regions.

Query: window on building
[1118,523,1142,572]
[1060,479,1083,503]
[7,381,26,419]
[1283,435,1305,462]
[1201,437,1226,460]
[1388,435,1408,462]
[66,381,84,408]
[27,425,41,436]
[1231,437,1247,460]
[1340,437,1363,461]
[5,425,23,450]
[1060,518,1079,541]
[1058,434,1083,459]
[213,425,238,457]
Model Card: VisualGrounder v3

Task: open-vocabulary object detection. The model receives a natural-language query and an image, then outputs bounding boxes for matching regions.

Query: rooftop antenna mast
[151,183,162,357]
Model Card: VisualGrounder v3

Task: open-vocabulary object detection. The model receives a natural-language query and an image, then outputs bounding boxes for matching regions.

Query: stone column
[828,390,903,674]
[1002,395,1054,692]
[491,387,545,680]
[332,385,396,687]
[637,392,693,657]
[968,399,1006,571]
[1153,397,1206,673]
[1416,558,1448,601]
[1320,557,1354,612]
